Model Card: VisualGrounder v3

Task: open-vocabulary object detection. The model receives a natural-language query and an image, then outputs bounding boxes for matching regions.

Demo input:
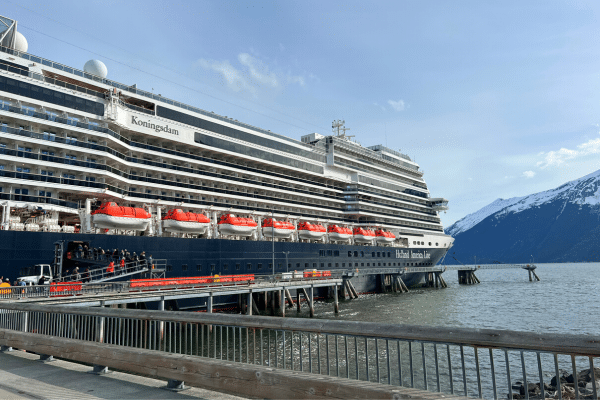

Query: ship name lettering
[131,116,179,135]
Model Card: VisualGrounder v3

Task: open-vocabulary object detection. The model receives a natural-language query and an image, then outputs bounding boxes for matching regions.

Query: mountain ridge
[445,169,600,263]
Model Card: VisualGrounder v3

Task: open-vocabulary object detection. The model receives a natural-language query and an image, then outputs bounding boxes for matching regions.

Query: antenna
[332,120,354,139]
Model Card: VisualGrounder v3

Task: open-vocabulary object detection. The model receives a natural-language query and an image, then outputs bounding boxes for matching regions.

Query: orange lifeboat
[92,202,151,231]
[328,225,352,241]
[297,221,326,240]
[262,218,295,239]
[353,227,376,244]
[162,209,211,234]
[218,214,257,237]
[375,229,396,244]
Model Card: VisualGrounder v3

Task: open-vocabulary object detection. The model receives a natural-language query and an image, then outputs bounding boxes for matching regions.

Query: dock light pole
[283,251,290,272]
[271,208,275,277]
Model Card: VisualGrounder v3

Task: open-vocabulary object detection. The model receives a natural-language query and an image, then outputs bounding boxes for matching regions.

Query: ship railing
[0,302,598,399]
[0,44,324,154]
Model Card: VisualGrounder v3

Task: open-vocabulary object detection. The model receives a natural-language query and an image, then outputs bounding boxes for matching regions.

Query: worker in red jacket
[107,261,115,277]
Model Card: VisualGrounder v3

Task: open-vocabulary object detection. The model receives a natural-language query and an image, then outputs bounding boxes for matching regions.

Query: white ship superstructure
[0,15,452,251]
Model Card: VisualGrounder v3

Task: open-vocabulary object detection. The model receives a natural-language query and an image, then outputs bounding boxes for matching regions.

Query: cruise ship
[0,15,453,294]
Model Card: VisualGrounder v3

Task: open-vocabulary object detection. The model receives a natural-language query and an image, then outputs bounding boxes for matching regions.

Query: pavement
[0,350,246,400]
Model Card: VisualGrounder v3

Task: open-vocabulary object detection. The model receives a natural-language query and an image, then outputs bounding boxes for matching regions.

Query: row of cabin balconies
[0,98,345,195]
[0,122,346,210]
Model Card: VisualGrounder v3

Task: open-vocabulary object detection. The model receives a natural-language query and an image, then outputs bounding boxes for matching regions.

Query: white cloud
[522,170,536,178]
[537,136,600,168]
[197,53,305,97]
[387,99,405,112]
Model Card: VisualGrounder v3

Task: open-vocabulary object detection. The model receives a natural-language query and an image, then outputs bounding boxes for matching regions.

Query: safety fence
[0,303,598,399]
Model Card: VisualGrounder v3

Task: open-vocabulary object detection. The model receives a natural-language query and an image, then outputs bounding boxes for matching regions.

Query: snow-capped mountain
[445,169,600,263]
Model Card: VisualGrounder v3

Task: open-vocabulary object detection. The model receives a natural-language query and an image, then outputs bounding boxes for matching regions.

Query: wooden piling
[284,289,294,308]
[334,284,339,314]
[348,281,359,299]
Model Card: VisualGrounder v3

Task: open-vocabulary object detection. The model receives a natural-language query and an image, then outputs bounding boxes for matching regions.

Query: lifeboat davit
[92,202,151,231]
[162,209,211,234]
[328,225,352,241]
[262,218,295,239]
[375,229,396,244]
[353,227,376,244]
[218,214,257,237]
[297,221,326,240]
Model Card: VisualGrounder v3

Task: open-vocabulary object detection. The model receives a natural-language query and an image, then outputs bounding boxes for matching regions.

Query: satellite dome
[83,59,108,79]
[10,31,28,53]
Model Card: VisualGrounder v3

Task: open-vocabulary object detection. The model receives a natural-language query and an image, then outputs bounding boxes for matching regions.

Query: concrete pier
[0,350,244,400]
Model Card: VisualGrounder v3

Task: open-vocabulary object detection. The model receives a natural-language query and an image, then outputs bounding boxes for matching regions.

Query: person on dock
[107,261,115,277]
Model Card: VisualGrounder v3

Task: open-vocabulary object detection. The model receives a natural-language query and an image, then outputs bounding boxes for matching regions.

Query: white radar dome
[11,31,28,53]
[83,59,108,79]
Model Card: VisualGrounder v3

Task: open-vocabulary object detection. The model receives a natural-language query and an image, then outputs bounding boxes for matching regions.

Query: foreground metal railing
[0,303,598,399]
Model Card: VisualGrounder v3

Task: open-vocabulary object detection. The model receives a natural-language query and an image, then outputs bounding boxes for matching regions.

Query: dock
[1,300,598,399]
[0,350,244,400]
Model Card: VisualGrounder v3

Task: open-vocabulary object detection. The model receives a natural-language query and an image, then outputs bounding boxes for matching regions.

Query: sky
[3,0,600,227]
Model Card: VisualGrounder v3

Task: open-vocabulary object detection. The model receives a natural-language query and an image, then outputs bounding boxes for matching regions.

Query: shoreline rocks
[510,368,600,399]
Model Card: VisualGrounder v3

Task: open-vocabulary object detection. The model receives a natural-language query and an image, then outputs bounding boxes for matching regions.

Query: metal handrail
[0,302,598,399]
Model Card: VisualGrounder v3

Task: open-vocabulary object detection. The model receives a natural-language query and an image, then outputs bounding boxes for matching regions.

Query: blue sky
[4,0,600,227]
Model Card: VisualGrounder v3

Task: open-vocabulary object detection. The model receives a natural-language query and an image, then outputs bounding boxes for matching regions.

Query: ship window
[296,263,300,268]
[235,263,240,270]
[377,252,380,257]
[429,242,432,246]
[319,250,325,257]
[372,252,375,257]
[247,263,252,270]
[367,263,370,267]
[355,262,358,267]
[196,264,202,271]
[333,250,339,256]
[166,265,172,272]
[388,252,391,257]
[210,264,215,271]
[348,251,352,257]
[413,241,416,245]
[436,243,438,246]
[182,264,188,271]
[378,263,381,266]
[312,263,316,268]
[342,263,345,267]
[335,263,339,268]
[354,251,358,257]
[360,251,364,257]
[268,263,272,270]
[328,263,332,268]
[257,263,262,269]
[327,250,332,256]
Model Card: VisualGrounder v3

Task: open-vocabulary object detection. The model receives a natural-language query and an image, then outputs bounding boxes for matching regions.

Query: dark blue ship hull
[0,230,449,297]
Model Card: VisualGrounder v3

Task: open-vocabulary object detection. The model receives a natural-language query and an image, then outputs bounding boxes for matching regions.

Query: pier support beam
[247,291,253,316]
[333,284,339,314]
[279,289,285,317]
[207,293,213,313]
[284,289,294,308]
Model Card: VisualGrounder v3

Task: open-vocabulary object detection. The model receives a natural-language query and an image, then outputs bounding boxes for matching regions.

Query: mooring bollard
[164,379,187,391]
[89,364,109,374]
[39,354,55,363]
